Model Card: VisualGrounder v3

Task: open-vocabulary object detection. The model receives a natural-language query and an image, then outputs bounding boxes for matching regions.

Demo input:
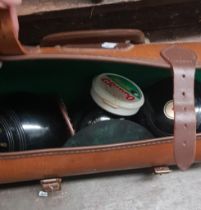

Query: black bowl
[0,93,73,152]
[137,78,201,137]
[64,119,153,147]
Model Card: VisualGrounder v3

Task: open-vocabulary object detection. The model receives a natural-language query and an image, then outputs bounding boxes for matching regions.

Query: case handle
[0,8,145,55]
[161,45,197,170]
[40,29,145,47]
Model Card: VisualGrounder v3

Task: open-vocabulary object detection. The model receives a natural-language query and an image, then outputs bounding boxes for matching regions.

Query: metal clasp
[40,178,62,192]
[154,166,172,175]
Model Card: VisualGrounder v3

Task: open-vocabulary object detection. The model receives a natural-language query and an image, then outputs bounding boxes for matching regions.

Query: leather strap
[0,9,25,55]
[161,45,197,170]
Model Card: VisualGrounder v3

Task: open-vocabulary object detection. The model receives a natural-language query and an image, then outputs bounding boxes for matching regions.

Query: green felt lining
[1,60,201,112]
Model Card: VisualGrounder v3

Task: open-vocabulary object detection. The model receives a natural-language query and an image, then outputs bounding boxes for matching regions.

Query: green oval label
[100,74,142,102]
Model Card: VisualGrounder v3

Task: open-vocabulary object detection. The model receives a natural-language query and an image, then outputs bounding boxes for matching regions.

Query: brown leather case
[1,8,201,186]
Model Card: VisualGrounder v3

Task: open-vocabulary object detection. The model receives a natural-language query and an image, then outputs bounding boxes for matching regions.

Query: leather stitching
[0,139,173,160]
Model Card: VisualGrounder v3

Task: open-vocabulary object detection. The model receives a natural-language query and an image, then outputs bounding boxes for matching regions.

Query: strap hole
[183,107,187,111]
[182,141,187,147]
[182,74,186,78]
[182,91,186,96]
[184,123,188,128]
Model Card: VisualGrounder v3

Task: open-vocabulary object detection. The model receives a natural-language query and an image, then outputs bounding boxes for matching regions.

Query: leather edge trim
[1,53,201,69]
[1,135,201,160]
[0,137,173,159]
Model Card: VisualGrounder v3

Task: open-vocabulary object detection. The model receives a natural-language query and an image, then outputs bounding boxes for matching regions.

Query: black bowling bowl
[0,93,72,152]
